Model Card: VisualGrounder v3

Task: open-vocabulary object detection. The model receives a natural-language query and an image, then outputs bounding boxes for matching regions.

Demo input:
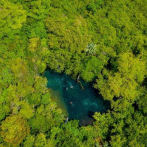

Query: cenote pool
[43,70,109,126]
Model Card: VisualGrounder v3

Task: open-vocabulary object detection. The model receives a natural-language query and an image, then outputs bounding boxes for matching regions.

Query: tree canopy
[0,0,147,146]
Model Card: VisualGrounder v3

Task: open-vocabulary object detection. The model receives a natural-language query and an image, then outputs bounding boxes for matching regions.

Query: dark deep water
[44,70,109,126]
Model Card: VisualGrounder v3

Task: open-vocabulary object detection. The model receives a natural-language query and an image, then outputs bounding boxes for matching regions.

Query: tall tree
[0,0,26,38]
[1,115,30,145]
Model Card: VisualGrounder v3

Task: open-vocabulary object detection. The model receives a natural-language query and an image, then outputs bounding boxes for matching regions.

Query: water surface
[44,70,108,126]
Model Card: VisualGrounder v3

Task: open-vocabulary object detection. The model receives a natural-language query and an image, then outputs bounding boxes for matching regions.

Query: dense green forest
[0,0,147,146]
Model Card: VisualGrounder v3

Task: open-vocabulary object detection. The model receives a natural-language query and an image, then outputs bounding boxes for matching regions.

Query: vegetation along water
[0,0,147,146]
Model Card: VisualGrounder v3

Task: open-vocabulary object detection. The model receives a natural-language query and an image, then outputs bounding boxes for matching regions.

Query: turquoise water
[44,70,109,126]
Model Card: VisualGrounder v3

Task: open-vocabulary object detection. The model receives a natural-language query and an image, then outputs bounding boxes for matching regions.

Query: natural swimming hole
[44,70,109,126]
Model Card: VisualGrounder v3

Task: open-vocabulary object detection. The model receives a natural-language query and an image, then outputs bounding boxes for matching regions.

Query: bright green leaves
[0,0,26,38]
[23,135,35,147]
[27,37,49,73]
[81,56,104,82]
[10,58,28,80]
[86,43,97,55]
[137,92,147,114]
[29,114,49,133]
[34,76,47,93]
[110,135,126,147]
[1,115,30,145]
[93,105,147,146]
[0,104,10,121]
[23,133,57,147]
[45,6,108,79]
[19,101,34,119]
[95,72,123,101]
[93,112,112,138]
[41,93,51,105]
[86,0,104,15]
[46,8,90,53]
[97,71,138,103]
[25,21,48,39]
[49,121,81,147]
[95,52,146,110]
[45,7,91,73]
[117,52,146,83]
[28,38,40,53]
[0,0,146,147]
[0,68,13,85]
[34,133,46,147]
[29,103,64,133]
[26,0,51,20]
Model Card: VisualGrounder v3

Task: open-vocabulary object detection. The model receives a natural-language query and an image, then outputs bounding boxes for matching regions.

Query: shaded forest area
[0,0,147,146]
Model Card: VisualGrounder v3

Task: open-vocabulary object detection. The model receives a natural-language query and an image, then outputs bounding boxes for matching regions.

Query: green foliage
[0,0,147,146]
[0,104,10,121]
[41,93,51,105]
[86,43,97,55]
[94,52,146,111]
[29,103,64,133]
[23,135,35,147]
[19,101,34,119]
[81,56,104,82]
[45,7,92,74]
[34,133,46,147]
[26,0,51,20]
[0,0,26,38]
[1,115,30,145]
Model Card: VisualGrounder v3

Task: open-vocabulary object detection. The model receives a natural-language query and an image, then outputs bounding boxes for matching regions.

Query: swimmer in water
[69,102,73,105]
[70,86,74,88]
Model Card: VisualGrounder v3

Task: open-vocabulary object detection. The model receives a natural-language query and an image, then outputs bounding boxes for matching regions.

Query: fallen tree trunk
[77,74,84,90]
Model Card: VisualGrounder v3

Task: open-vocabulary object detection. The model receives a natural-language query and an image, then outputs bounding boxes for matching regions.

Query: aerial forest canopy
[0,0,147,146]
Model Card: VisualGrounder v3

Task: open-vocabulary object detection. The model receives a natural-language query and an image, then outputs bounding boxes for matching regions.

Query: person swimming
[69,101,73,105]
[70,86,74,88]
